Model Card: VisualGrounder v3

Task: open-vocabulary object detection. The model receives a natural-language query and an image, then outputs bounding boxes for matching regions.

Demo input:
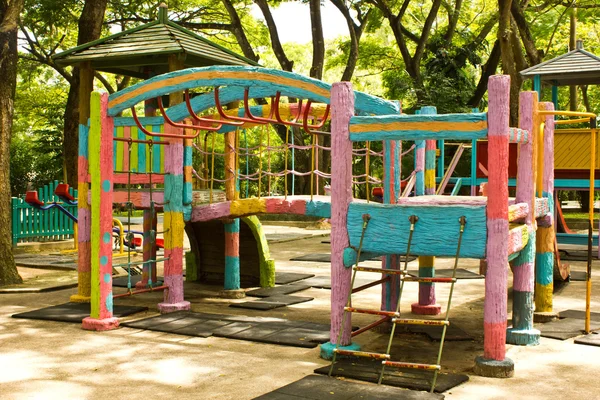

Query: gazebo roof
[520,41,600,86]
[52,4,258,79]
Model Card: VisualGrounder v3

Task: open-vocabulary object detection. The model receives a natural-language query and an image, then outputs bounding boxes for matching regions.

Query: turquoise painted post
[534,75,541,99]
[552,86,558,110]
[224,219,241,290]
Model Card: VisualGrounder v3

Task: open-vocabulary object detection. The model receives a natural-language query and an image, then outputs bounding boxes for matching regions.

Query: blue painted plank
[347,202,487,258]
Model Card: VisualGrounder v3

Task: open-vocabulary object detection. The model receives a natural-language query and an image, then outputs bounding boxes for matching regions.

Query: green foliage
[10,60,66,195]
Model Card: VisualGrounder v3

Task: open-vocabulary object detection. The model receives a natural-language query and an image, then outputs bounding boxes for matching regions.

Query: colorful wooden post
[223,127,243,295]
[506,91,541,346]
[158,122,191,313]
[71,63,94,303]
[138,96,159,289]
[321,82,359,359]
[381,138,402,311]
[413,106,441,315]
[71,122,92,303]
[82,92,119,330]
[474,75,514,377]
[534,101,556,319]
[381,100,402,312]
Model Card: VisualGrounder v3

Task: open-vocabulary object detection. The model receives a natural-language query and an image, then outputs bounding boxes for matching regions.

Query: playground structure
[66,65,578,381]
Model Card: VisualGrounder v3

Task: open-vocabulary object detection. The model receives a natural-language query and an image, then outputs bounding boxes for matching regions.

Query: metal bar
[112,257,170,268]
[351,316,390,337]
[352,277,390,293]
[354,266,406,275]
[114,137,170,145]
[334,349,390,360]
[112,284,168,299]
[393,318,449,326]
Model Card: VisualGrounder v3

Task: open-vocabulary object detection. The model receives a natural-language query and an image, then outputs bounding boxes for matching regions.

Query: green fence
[11,180,78,246]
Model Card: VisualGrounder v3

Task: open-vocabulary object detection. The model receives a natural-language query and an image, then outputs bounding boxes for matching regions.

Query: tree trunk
[0,0,24,286]
[498,0,520,125]
[309,0,325,79]
[254,0,293,71]
[469,40,501,108]
[222,0,259,62]
[62,0,108,187]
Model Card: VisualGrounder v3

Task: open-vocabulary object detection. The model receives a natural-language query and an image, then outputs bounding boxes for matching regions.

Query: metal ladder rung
[344,307,400,317]
[383,360,441,371]
[334,349,391,360]
[402,276,456,283]
[392,318,449,326]
[354,266,406,275]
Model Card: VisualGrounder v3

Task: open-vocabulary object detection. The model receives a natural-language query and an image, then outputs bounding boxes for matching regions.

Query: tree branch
[254,0,293,71]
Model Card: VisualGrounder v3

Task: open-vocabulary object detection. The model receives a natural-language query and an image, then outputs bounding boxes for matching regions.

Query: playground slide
[555,198,576,234]
[185,215,275,288]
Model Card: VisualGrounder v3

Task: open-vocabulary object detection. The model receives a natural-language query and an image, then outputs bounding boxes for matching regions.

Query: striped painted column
[82,92,119,331]
[413,106,440,315]
[381,138,402,311]
[381,100,402,312]
[223,129,242,293]
[71,122,92,303]
[138,97,158,289]
[506,91,540,346]
[157,121,191,313]
[534,102,556,317]
[474,75,514,377]
[321,82,359,359]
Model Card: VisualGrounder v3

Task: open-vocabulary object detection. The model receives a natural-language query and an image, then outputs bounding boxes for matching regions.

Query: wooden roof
[53,5,258,79]
[520,42,600,86]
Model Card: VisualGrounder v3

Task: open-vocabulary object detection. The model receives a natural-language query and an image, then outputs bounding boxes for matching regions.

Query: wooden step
[402,276,456,283]
[383,360,440,371]
[345,307,399,317]
[334,349,390,360]
[392,318,449,326]
[354,266,406,275]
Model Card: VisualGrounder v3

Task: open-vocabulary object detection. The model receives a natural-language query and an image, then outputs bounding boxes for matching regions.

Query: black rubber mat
[12,302,147,323]
[254,374,443,399]
[408,268,483,280]
[122,311,330,348]
[289,253,332,262]
[568,271,588,282]
[407,323,471,341]
[537,318,600,340]
[558,309,600,322]
[112,275,164,288]
[246,284,311,298]
[274,272,315,285]
[230,295,314,310]
[574,332,600,347]
[290,254,415,263]
[300,276,332,289]
[315,359,468,393]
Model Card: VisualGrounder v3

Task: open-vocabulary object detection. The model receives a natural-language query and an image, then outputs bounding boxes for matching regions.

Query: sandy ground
[2,226,600,399]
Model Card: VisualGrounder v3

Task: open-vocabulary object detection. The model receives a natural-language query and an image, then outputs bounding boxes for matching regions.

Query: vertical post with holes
[82,92,119,331]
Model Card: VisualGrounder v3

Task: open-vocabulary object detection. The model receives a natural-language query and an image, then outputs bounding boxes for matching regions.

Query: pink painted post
[473,75,514,377]
[82,92,118,331]
[158,123,191,313]
[506,91,540,346]
[321,82,357,359]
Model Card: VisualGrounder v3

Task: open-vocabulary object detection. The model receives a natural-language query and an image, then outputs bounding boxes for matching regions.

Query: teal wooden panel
[347,202,487,258]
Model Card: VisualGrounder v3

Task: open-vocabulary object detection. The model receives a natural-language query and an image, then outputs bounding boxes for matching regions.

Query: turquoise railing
[11,180,78,246]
